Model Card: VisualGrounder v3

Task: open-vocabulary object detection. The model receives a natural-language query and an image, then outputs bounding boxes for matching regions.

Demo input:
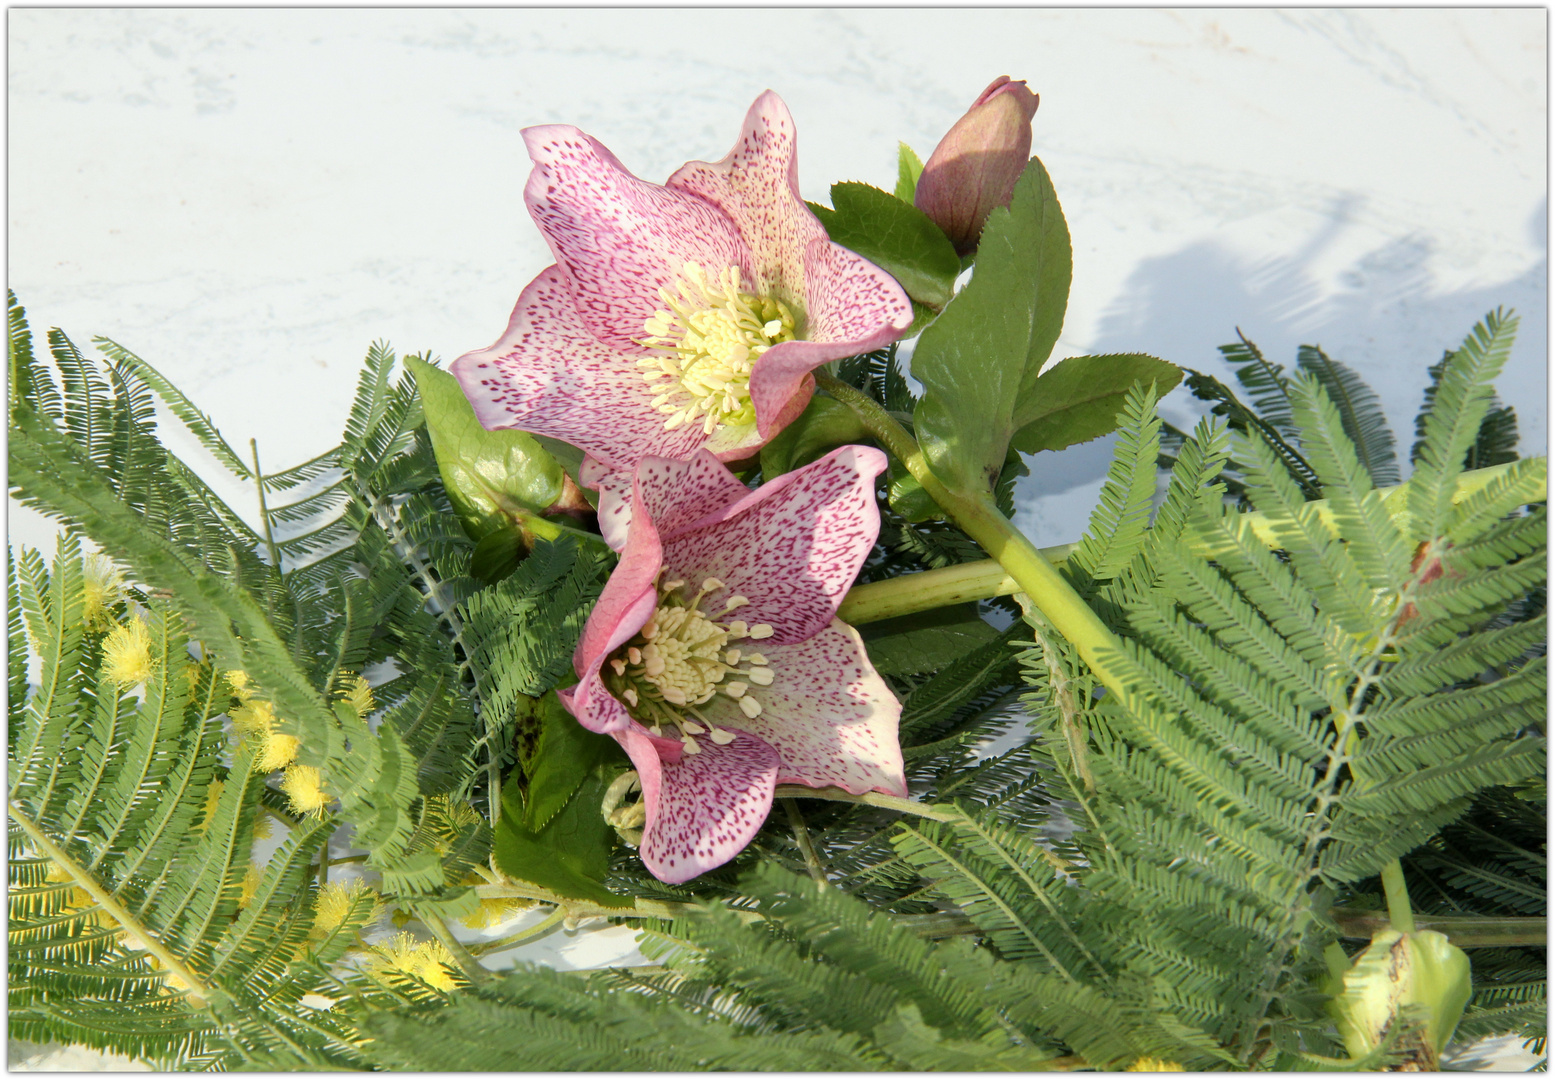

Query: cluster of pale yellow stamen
[603,574,777,756]
[639,262,798,435]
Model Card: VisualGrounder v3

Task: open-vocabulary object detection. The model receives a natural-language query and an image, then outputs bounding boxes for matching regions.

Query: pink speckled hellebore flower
[915,76,1040,257]
[452,92,914,549]
[558,445,906,883]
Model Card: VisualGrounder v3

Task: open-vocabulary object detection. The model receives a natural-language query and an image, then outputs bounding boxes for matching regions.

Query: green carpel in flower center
[638,262,798,436]
[603,574,777,755]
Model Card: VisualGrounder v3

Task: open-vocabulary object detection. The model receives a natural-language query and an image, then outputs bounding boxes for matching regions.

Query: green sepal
[493,691,633,908]
[808,182,961,310]
[895,142,925,204]
[407,356,566,542]
[861,603,1000,678]
[910,156,1073,496]
[759,394,870,479]
[1009,354,1183,455]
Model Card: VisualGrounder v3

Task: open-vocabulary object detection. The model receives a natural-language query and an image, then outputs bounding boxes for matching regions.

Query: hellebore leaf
[910,156,1073,496]
[1009,353,1183,455]
[494,691,632,907]
[895,141,925,203]
[759,394,871,479]
[887,459,941,522]
[408,356,565,542]
[809,182,962,310]
[861,603,1000,677]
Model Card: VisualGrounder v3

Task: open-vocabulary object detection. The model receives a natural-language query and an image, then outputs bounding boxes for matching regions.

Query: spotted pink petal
[696,619,906,797]
[615,724,780,885]
[522,124,750,351]
[666,91,812,307]
[450,267,711,471]
[562,492,664,736]
[659,445,888,644]
[632,452,753,537]
[583,458,637,553]
[668,92,914,438]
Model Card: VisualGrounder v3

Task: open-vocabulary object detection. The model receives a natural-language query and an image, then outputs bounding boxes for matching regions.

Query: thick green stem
[772,783,964,822]
[1380,860,1416,934]
[421,910,492,984]
[470,906,568,956]
[840,558,1028,625]
[1331,908,1542,948]
[816,373,1134,704]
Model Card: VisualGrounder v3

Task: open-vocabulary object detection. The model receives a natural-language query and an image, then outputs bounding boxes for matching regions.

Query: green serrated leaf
[809,182,961,309]
[407,356,565,541]
[518,692,619,832]
[861,603,999,677]
[493,703,633,909]
[895,142,925,203]
[759,394,870,479]
[910,156,1072,495]
[1009,354,1182,455]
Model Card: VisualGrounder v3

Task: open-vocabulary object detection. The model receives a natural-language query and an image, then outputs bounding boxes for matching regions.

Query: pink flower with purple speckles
[450,91,914,549]
[558,444,906,884]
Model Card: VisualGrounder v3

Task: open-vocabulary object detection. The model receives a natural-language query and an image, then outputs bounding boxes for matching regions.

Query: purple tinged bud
[914,76,1040,257]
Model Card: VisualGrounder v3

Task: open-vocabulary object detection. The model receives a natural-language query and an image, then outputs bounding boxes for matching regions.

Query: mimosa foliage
[8,294,1543,1071]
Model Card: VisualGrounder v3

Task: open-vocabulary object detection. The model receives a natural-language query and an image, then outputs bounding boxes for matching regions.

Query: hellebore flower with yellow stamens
[559,445,905,883]
[451,91,914,549]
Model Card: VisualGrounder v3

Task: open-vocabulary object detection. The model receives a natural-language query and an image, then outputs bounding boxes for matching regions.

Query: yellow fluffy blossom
[102,616,156,688]
[367,932,460,993]
[460,893,530,931]
[1125,1057,1185,1072]
[80,555,126,631]
[337,672,375,718]
[226,669,255,700]
[280,764,330,817]
[231,696,300,773]
[237,863,262,909]
[195,780,224,835]
[313,879,381,937]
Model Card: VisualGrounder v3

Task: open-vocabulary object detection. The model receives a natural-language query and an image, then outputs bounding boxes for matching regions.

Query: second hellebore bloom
[915,76,1040,257]
[452,92,913,548]
[559,446,906,883]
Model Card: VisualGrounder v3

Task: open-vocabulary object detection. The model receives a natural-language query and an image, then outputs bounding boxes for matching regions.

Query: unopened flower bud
[1325,928,1472,1070]
[914,76,1040,257]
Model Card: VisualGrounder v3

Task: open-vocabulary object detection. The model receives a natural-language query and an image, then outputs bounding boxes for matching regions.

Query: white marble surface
[6,8,1546,1071]
[8,8,1547,553]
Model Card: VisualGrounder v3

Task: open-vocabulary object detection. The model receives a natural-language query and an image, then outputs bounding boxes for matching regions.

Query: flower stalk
[816,372,1132,704]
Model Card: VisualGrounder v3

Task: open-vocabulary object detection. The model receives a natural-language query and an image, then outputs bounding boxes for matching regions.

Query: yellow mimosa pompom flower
[225,669,255,700]
[280,764,330,817]
[337,672,375,718]
[237,863,262,909]
[367,932,460,993]
[231,697,300,773]
[255,731,301,773]
[313,879,381,936]
[195,780,224,834]
[103,616,156,688]
[1125,1057,1185,1072]
[80,555,126,631]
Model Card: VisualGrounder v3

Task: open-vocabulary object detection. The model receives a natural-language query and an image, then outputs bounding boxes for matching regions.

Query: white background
[6,9,1548,1070]
[8,8,1547,551]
